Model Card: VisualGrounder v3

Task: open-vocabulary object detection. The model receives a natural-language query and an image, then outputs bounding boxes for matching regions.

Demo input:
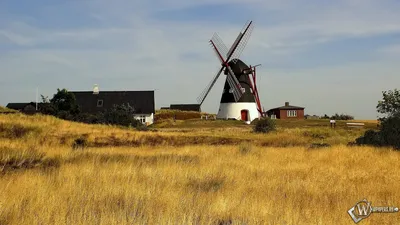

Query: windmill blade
[209,39,227,65]
[226,21,253,63]
[226,66,244,101]
[197,67,224,105]
[226,66,242,90]
[211,33,228,60]
[226,31,243,60]
[231,22,254,61]
[226,73,242,101]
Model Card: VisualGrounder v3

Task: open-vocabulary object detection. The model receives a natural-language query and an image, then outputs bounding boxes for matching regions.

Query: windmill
[197,21,263,122]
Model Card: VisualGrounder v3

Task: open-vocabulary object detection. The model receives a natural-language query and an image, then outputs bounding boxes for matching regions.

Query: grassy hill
[0,113,398,224]
[153,109,378,130]
[153,117,378,130]
[154,109,214,120]
[0,113,376,148]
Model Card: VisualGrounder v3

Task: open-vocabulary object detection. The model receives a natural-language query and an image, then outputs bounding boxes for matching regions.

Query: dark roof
[6,102,35,110]
[170,104,201,112]
[70,91,155,114]
[267,104,304,112]
[6,102,51,112]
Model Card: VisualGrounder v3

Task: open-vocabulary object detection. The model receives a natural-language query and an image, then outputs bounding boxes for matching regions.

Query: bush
[355,113,400,149]
[321,114,330,119]
[253,117,276,133]
[380,114,400,149]
[102,104,141,127]
[355,130,383,146]
[353,89,400,149]
[74,113,102,124]
[50,89,80,116]
[38,102,57,116]
[330,113,354,120]
[56,110,75,121]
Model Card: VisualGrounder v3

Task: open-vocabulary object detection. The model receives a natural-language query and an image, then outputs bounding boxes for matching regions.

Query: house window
[138,115,146,124]
[287,110,297,117]
[97,100,103,107]
[241,88,245,93]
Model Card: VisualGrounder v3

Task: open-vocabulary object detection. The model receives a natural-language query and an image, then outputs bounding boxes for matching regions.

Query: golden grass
[0,145,399,224]
[0,113,368,148]
[0,113,398,224]
[0,106,17,113]
[155,109,215,122]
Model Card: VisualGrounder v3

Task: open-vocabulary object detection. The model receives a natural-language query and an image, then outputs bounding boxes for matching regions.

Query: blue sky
[1,0,400,119]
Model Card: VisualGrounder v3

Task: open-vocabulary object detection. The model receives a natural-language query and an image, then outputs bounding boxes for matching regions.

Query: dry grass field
[0,106,16,113]
[0,113,398,224]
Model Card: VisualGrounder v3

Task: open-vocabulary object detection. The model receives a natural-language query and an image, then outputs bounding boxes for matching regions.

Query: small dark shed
[170,104,201,112]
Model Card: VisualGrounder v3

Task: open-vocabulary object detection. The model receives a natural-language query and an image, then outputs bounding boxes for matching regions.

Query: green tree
[38,95,56,115]
[330,113,354,120]
[379,112,400,149]
[376,89,400,120]
[355,89,400,149]
[50,88,80,116]
[321,114,330,119]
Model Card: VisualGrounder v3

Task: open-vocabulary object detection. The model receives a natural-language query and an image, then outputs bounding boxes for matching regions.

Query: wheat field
[0,113,399,224]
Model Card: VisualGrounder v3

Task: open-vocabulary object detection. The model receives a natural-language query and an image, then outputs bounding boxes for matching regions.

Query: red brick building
[266,102,305,119]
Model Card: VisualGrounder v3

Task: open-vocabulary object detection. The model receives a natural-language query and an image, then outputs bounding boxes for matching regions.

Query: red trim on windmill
[209,40,227,67]
[246,64,263,117]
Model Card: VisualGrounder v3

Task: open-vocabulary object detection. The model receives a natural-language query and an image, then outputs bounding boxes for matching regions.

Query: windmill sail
[225,66,244,101]
[231,23,254,60]
[226,31,244,60]
[211,33,228,60]
[226,74,242,101]
[197,67,224,105]
[198,20,253,106]
[226,21,253,63]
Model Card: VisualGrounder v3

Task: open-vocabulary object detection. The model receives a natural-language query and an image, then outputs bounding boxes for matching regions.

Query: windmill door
[241,110,249,121]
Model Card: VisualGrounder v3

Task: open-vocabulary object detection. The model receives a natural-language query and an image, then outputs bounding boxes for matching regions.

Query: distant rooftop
[170,104,201,112]
[70,90,155,114]
[267,102,305,111]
